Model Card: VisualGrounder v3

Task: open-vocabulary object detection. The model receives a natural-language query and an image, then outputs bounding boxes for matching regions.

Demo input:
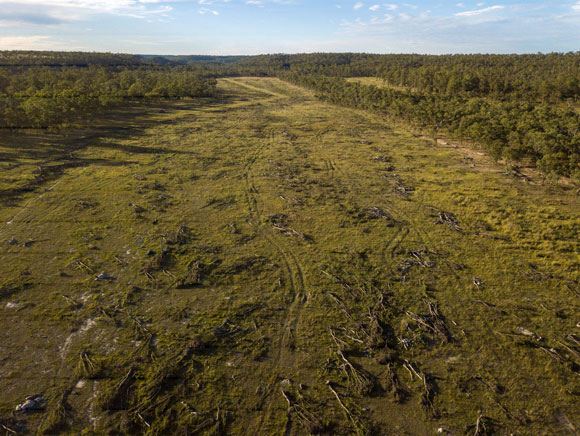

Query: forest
[229,53,580,178]
[1,51,579,177]
[0,52,217,129]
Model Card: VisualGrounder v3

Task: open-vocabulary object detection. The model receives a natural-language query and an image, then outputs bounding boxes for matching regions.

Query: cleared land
[1,77,580,435]
[345,77,415,93]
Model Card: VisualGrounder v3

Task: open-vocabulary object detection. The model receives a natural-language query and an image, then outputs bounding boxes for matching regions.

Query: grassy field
[1,77,580,435]
[345,77,415,93]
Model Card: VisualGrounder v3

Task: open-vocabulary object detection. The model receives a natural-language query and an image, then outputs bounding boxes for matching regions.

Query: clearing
[1,77,579,435]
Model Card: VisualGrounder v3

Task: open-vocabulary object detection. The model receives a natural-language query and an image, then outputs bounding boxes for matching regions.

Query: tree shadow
[0,95,237,205]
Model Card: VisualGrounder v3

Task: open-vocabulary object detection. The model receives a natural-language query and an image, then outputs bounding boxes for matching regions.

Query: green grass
[345,77,416,93]
[1,77,579,435]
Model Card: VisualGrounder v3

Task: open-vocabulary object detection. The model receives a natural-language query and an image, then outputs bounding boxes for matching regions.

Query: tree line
[210,52,580,178]
[2,51,579,178]
[235,53,580,103]
[279,72,580,177]
[0,53,217,129]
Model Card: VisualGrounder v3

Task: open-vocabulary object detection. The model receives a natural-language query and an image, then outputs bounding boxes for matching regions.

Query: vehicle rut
[242,126,308,435]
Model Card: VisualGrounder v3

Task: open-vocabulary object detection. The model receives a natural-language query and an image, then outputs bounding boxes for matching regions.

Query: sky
[0,0,579,55]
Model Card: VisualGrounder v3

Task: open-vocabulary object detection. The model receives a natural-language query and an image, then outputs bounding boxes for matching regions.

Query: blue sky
[0,0,579,54]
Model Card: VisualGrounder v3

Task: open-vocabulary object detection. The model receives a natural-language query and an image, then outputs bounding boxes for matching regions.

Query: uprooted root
[144,249,171,274]
[165,225,192,246]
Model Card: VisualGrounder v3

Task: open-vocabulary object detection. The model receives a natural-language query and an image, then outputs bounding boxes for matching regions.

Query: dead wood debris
[272,225,309,240]
[15,394,45,413]
[395,186,415,196]
[515,326,542,342]
[399,250,434,273]
[406,301,452,343]
[365,206,393,221]
[71,259,95,274]
[213,319,242,338]
[326,381,366,434]
[177,259,204,288]
[329,328,374,395]
[403,360,438,418]
[267,213,310,241]
[96,367,136,411]
[436,211,462,233]
[384,363,403,403]
[383,174,414,198]
[280,388,326,434]
[128,202,146,216]
[467,411,494,436]
[76,351,99,378]
[321,270,357,296]
[0,421,19,435]
[566,334,580,348]
[95,272,115,282]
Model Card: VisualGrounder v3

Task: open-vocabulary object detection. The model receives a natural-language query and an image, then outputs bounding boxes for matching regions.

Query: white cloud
[573,1,580,10]
[455,5,503,16]
[0,0,173,24]
[0,35,84,49]
[0,0,171,12]
[384,3,398,10]
[354,2,364,10]
[369,4,380,11]
[199,7,219,14]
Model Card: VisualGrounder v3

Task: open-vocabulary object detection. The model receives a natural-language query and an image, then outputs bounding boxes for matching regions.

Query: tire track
[314,128,345,179]
[236,97,308,434]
